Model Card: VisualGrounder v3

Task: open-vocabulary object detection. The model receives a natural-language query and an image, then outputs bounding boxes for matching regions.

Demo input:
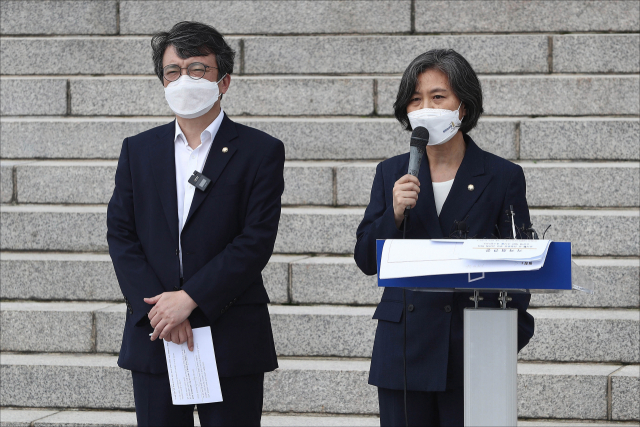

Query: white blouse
[432,179,454,216]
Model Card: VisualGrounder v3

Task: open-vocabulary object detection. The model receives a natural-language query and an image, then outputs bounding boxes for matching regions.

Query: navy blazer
[354,134,535,392]
[107,113,283,376]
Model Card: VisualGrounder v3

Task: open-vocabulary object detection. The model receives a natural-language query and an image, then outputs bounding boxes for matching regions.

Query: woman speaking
[354,49,535,426]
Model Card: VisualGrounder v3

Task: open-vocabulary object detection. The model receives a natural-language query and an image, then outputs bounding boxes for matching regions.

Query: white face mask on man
[407,102,463,146]
[164,73,226,119]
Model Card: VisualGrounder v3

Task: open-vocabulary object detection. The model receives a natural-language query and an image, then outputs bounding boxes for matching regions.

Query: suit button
[444,305,452,313]
[176,249,179,256]
[407,304,414,312]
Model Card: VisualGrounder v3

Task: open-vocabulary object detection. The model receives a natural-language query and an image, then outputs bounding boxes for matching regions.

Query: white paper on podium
[457,239,551,261]
[379,240,546,280]
[164,326,223,405]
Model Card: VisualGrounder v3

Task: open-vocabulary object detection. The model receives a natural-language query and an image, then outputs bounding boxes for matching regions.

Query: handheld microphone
[408,126,429,178]
[405,127,429,214]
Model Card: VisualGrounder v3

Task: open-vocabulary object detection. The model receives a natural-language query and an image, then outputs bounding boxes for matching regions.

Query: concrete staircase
[1,1,638,425]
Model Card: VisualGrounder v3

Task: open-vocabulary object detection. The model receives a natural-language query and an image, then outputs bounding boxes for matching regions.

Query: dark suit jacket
[107,113,283,376]
[354,134,535,392]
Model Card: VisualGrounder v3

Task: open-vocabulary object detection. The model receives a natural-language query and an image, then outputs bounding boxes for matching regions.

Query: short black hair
[393,49,483,134]
[151,21,235,83]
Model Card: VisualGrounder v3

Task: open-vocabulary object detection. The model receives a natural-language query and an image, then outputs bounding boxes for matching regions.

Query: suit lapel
[411,155,444,238]
[183,113,239,227]
[438,137,492,236]
[150,121,180,246]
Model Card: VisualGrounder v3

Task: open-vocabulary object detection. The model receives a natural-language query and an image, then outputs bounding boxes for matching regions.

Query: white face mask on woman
[407,102,463,146]
[164,73,226,119]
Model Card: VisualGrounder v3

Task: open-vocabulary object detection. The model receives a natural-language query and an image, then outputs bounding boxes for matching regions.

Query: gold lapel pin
[468,184,475,191]
[222,147,229,153]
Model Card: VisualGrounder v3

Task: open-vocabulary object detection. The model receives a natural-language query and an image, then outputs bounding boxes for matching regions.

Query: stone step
[0,78,67,116]
[119,0,412,36]
[335,161,640,208]
[518,309,640,363]
[0,252,297,304]
[267,306,640,363]
[413,1,638,33]
[376,75,639,117]
[2,409,638,427]
[552,35,640,74]
[611,365,640,421]
[2,302,638,363]
[0,116,517,160]
[2,252,636,309]
[1,205,638,256]
[246,35,552,75]
[2,76,638,117]
[520,118,640,161]
[2,117,637,161]
[244,34,638,75]
[1,160,340,206]
[3,160,637,208]
[1,353,636,420]
[0,408,380,426]
[0,302,114,353]
[0,161,13,204]
[270,207,640,257]
[288,256,640,309]
[3,0,636,36]
[0,1,118,35]
[7,34,586,75]
[529,259,640,309]
[0,37,240,77]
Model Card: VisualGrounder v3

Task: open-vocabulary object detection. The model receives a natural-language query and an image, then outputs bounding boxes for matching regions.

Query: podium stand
[376,240,582,427]
[463,304,517,426]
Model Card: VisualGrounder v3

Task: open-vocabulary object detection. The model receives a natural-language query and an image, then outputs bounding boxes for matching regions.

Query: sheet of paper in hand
[163,326,223,405]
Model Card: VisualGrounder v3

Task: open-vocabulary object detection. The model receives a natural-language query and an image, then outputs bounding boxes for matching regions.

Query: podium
[376,240,587,427]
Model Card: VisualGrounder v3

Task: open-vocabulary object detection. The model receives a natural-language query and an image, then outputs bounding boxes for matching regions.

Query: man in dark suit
[107,21,284,426]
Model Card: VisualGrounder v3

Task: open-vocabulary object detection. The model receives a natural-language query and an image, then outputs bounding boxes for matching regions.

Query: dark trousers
[131,371,264,427]
[378,387,464,427]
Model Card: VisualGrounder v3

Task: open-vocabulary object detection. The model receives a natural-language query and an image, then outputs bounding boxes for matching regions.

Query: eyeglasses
[163,62,218,82]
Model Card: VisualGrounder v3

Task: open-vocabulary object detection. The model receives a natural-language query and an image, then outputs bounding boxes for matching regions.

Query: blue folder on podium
[376,240,572,291]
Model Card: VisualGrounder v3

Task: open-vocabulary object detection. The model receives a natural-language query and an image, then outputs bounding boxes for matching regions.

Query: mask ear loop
[216,73,228,100]
[457,102,464,123]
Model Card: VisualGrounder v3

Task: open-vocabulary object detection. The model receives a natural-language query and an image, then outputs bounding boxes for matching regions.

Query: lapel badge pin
[468,184,475,191]
[222,147,229,153]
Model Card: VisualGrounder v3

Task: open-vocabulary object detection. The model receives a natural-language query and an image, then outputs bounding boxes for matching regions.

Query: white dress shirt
[175,109,224,275]
[432,179,454,217]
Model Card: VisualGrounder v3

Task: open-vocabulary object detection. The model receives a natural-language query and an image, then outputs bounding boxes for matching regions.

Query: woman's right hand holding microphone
[392,174,421,229]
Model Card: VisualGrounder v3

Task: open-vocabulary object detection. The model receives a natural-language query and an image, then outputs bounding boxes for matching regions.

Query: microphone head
[410,126,429,148]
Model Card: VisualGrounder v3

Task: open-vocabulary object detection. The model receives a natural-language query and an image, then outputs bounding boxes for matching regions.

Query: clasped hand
[145,290,198,350]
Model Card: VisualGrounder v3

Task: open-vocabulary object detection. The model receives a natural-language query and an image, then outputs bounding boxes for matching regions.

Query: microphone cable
[402,210,409,427]
[400,126,427,427]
